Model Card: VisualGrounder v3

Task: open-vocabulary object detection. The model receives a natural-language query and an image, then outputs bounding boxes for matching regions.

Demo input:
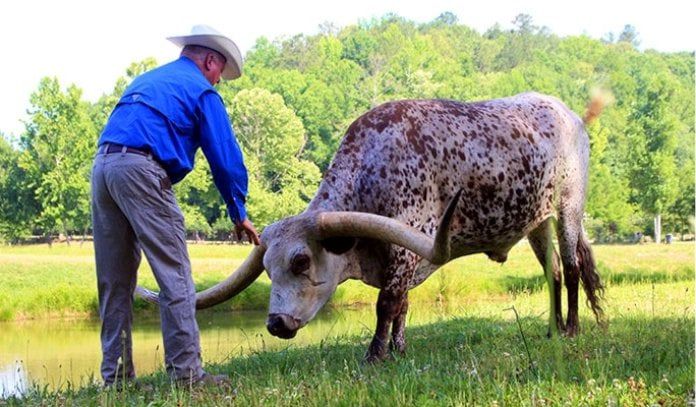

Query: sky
[0,0,693,138]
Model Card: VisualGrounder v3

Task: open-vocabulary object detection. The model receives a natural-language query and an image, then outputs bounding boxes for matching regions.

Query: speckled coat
[263,92,604,361]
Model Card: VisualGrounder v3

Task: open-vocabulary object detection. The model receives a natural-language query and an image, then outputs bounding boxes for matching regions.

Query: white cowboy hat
[167,24,243,80]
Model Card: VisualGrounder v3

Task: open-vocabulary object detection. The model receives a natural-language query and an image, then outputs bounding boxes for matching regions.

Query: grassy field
[0,241,694,405]
[0,241,693,320]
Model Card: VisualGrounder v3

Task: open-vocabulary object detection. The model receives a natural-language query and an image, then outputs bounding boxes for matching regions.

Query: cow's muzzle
[266,313,301,339]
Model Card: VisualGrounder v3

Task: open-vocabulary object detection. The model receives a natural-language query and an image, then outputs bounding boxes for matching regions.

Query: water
[0,307,453,397]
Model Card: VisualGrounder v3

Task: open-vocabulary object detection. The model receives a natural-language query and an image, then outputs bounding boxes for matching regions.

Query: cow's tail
[582,89,612,125]
[577,232,606,326]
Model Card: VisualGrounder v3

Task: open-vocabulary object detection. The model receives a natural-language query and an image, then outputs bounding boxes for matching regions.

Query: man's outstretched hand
[235,218,261,246]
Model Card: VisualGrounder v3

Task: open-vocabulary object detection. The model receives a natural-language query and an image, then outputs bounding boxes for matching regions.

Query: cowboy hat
[167,25,243,80]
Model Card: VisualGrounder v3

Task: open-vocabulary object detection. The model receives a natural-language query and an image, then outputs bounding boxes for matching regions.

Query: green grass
[5,282,694,405]
[0,242,256,320]
[0,241,693,405]
[1,241,692,320]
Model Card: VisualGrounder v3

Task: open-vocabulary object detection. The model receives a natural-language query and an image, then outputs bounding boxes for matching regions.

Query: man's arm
[197,91,260,245]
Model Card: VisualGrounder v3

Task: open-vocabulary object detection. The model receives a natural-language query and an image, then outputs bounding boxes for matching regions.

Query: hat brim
[167,34,243,80]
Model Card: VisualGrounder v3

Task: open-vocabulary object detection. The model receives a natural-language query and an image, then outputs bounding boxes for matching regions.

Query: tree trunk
[80,226,88,247]
[654,214,662,244]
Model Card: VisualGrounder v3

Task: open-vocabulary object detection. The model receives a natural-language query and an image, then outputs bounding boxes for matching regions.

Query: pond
[0,306,454,397]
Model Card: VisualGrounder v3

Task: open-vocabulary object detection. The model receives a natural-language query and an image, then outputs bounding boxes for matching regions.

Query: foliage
[18,78,96,239]
[229,88,321,226]
[0,14,693,241]
[626,60,680,217]
[0,135,38,242]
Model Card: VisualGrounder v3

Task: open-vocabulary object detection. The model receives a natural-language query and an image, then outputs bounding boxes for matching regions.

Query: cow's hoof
[546,326,566,338]
[563,325,578,338]
[388,340,407,355]
[363,351,388,364]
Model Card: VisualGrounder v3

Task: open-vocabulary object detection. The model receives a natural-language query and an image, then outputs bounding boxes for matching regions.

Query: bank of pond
[0,242,693,404]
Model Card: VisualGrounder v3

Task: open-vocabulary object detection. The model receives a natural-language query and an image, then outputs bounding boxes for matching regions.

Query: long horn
[134,244,266,309]
[316,190,461,265]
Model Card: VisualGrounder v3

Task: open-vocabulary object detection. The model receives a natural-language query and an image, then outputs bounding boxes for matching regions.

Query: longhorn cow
[137,92,605,362]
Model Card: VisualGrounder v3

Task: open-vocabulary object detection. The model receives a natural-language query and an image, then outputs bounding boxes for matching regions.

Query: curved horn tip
[134,286,160,304]
[431,189,463,264]
[194,244,267,309]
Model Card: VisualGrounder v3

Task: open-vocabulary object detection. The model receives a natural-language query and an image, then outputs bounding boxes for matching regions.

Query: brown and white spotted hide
[262,92,602,360]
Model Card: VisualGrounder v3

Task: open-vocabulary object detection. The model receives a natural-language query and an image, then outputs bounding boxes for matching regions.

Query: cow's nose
[266,313,299,339]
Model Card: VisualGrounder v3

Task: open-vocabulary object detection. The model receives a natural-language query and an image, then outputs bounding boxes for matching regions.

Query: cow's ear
[320,237,357,255]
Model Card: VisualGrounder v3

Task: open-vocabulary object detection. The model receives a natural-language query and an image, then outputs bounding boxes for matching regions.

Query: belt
[98,143,151,158]
[98,143,171,189]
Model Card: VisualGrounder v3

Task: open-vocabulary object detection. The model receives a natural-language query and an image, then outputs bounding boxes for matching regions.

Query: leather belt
[98,143,151,158]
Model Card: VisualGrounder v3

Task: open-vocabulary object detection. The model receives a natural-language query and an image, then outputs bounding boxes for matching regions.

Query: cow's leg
[556,147,605,336]
[389,292,409,354]
[366,289,406,362]
[366,249,415,363]
[528,218,565,336]
[557,198,582,337]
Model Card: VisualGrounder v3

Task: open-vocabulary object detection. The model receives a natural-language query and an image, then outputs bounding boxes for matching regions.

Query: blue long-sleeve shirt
[98,56,248,224]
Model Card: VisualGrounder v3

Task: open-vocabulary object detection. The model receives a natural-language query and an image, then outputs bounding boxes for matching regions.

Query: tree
[229,88,321,227]
[0,135,39,242]
[173,151,218,239]
[618,24,640,48]
[494,14,556,71]
[19,78,96,243]
[626,62,680,243]
[585,122,638,241]
[664,167,695,239]
[180,203,213,242]
[77,14,692,244]
[433,12,458,26]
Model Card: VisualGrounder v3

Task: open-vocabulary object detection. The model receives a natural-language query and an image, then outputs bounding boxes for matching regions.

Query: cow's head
[261,214,358,338]
[132,192,461,339]
[260,191,461,339]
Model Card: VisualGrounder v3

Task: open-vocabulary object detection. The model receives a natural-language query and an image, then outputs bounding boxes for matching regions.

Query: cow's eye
[290,254,311,275]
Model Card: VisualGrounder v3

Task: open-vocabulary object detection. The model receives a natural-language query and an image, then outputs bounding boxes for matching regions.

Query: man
[91,25,259,387]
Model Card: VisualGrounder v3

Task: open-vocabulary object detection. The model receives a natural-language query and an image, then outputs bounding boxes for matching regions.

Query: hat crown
[167,24,243,80]
[189,24,223,36]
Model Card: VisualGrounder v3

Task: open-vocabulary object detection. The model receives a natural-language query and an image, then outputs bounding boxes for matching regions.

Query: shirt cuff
[226,200,247,226]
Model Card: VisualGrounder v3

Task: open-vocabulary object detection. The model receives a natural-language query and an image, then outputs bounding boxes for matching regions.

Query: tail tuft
[577,234,606,327]
[583,89,613,125]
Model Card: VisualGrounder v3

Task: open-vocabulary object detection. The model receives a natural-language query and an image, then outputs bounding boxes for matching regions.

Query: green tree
[626,62,680,243]
[230,88,321,227]
[118,13,693,243]
[585,121,638,241]
[494,14,557,71]
[19,78,96,243]
[172,152,219,239]
[618,24,640,48]
[0,136,39,242]
[664,166,695,239]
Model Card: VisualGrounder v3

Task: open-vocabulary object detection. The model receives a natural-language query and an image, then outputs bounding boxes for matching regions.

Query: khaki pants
[91,150,203,384]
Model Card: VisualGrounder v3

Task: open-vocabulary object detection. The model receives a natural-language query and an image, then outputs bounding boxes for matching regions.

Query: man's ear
[320,237,356,255]
[204,53,216,70]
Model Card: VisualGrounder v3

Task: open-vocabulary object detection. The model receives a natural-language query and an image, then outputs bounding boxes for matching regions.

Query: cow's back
[310,92,585,252]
